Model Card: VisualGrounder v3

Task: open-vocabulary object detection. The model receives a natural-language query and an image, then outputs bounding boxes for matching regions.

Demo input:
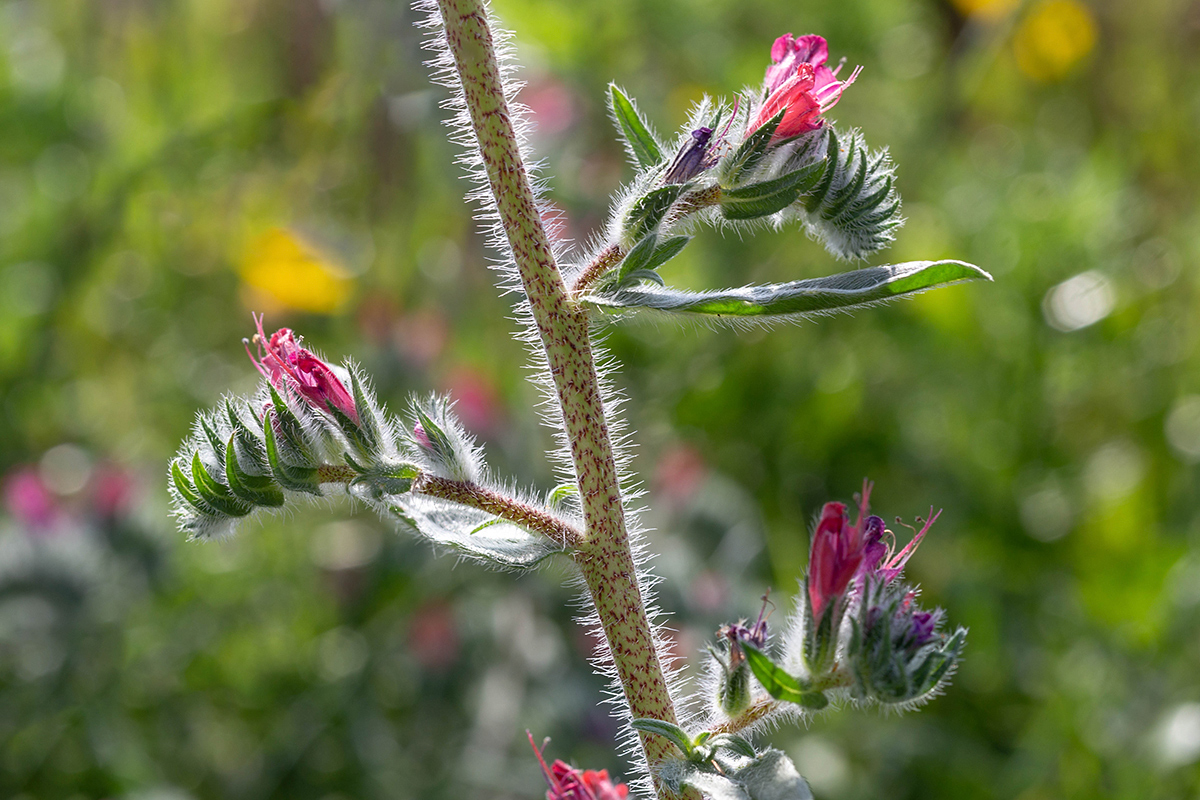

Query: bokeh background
[2,0,1199,797]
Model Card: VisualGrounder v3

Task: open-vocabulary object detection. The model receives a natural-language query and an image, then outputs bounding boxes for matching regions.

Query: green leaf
[387,495,560,569]
[262,413,321,495]
[720,185,801,220]
[624,184,687,240]
[619,269,666,287]
[723,167,815,201]
[171,460,215,516]
[743,645,828,709]
[707,734,756,759]
[630,718,694,757]
[669,748,812,800]
[190,453,253,518]
[734,748,814,800]
[721,109,784,185]
[608,84,664,169]
[548,482,578,508]
[583,260,992,319]
[225,437,285,507]
[614,232,658,283]
[644,235,690,272]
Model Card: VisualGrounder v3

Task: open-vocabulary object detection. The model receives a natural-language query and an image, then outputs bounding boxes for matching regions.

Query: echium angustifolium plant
[170,2,989,798]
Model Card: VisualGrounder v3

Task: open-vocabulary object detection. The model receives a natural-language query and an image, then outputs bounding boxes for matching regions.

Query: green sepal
[548,482,578,508]
[262,411,321,495]
[198,418,227,469]
[721,109,784,185]
[413,405,458,468]
[225,400,269,474]
[624,184,688,241]
[630,718,694,758]
[171,460,217,516]
[267,384,315,461]
[803,127,841,214]
[326,402,372,461]
[348,369,382,449]
[190,452,253,518]
[224,437,284,507]
[608,84,664,169]
[742,645,828,709]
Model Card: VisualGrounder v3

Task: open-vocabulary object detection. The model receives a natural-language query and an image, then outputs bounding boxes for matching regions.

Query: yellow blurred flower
[950,0,1020,22]
[239,227,353,314]
[1014,0,1097,82]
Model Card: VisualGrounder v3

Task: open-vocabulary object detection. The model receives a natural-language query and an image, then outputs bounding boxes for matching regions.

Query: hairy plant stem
[414,473,581,548]
[435,0,690,794]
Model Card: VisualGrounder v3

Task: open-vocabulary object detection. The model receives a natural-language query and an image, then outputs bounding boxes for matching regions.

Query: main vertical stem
[435,0,684,794]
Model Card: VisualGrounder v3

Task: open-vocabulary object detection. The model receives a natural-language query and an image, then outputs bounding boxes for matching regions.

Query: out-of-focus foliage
[1,0,1198,798]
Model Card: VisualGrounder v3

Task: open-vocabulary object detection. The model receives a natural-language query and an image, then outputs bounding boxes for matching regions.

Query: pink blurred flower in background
[749,32,861,140]
[3,467,59,530]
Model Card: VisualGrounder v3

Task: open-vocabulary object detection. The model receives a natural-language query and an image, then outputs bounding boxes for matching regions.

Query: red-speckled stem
[435,0,688,795]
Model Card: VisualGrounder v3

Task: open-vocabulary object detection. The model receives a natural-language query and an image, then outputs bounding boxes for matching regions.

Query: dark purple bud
[664,127,716,184]
[910,610,939,647]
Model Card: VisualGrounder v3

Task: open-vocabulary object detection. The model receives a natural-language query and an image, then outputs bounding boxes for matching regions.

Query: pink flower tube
[749,33,862,141]
[246,314,359,425]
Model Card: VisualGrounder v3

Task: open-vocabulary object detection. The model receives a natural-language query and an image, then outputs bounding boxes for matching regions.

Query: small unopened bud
[714,592,771,716]
[413,423,433,451]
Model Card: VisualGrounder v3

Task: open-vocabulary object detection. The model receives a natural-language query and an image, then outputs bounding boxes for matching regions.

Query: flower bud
[713,594,770,716]
[847,577,965,707]
[246,314,359,425]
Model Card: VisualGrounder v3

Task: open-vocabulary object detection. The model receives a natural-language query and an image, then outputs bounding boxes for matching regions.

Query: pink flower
[749,33,861,141]
[529,732,629,800]
[860,508,941,585]
[246,314,359,425]
[807,482,884,620]
[3,467,59,530]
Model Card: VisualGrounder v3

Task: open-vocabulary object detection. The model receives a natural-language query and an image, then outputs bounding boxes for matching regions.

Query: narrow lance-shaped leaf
[608,84,664,169]
[742,645,828,709]
[630,719,694,757]
[582,260,992,319]
[387,494,560,570]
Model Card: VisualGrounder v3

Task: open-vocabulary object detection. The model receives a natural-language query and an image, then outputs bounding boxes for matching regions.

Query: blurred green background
[2,0,1199,798]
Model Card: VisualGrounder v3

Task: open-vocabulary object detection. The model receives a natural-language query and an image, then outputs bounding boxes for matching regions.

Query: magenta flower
[807,483,884,621]
[859,508,941,585]
[749,33,861,141]
[529,732,629,800]
[246,314,359,425]
[3,467,59,530]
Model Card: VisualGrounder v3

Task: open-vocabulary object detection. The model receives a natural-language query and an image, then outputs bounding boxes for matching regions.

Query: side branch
[414,473,581,549]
